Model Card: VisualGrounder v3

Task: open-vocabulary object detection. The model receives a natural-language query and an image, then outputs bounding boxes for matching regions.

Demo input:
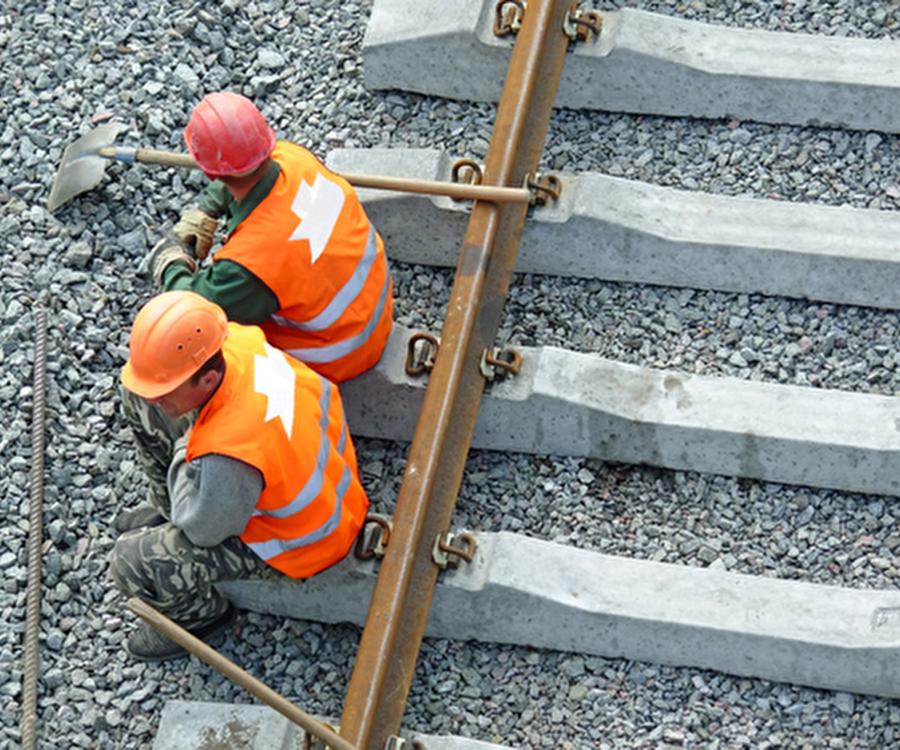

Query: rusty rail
[338,2,574,747]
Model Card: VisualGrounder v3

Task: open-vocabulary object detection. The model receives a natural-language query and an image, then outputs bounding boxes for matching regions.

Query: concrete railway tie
[364,0,900,133]
[341,326,900,497]
[220,532,900,700]
[329,147,900,311]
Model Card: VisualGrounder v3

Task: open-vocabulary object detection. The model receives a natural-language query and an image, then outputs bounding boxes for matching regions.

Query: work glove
[174,208,218,260]
[143,232,196,286]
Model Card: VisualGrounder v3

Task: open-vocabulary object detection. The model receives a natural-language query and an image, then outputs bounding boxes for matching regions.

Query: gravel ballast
[2,1,900,748]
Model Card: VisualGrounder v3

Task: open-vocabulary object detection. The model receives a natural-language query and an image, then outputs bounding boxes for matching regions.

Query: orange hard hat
[184,92,276,177]
[121,291,228,399]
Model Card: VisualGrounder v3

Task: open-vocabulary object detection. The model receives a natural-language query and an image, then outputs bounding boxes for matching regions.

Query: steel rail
[21,306,48,750]
[338,2,574,747]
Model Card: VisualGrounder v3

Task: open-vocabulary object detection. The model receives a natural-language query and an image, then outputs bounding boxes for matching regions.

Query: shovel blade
[47,122,128,212]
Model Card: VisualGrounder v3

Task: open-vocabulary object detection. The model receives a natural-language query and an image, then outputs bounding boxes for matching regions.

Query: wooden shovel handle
[98,147,533,204]
[99,146,196,168]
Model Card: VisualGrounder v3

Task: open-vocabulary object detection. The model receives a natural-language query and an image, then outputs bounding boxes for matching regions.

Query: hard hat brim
[120,359,185,400]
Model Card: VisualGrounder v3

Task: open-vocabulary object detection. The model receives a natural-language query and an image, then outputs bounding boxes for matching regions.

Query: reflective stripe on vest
[270,226,378,334]
[185,322,368,577]
[284,257,391,364]
[251,383,348,521]
[247,464,352,561]
[213,142,393,383]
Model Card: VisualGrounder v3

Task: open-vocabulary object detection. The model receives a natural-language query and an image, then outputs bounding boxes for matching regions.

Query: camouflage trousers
[111,386,272,628]
[109,523,270,627]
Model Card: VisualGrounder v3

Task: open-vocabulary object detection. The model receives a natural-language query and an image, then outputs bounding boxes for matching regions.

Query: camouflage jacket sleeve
[167,439,263,548]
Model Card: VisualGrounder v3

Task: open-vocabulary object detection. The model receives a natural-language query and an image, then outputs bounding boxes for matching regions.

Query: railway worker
[146,90,393,384]
[109,291,369,661]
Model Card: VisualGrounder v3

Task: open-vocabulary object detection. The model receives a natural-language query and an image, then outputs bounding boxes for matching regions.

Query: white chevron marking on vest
[289,173,345,264]
[254,343,296,439]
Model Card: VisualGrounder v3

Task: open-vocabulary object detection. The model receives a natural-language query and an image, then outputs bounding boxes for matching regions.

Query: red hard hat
[184,92,276,177]
[121,291,228,399]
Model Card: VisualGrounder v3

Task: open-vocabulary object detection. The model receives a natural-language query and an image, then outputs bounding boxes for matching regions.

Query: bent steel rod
[338,1,573,747]
[127,598,356,750]
[21,306,48,750]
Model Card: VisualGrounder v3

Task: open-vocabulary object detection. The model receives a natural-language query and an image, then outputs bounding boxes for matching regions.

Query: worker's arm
[196,180,234,220]
[196,163,278,231]
[167,438,263,548]
[161,259,280,325]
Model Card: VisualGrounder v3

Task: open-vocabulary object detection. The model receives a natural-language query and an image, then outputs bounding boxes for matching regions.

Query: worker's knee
[109,531,149,597]
[109,534,137,596]
[109,523,208,606]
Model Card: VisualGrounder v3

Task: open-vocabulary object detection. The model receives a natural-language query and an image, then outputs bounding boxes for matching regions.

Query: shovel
[47,123,532,212]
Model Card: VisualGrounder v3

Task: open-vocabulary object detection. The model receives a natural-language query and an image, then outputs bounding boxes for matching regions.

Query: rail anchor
[354,514,393,561]
[302,721,342,750]
[404,332,440,377]
[563,5,602,42]
[493,0,526,37]
[432,531,478,570]
[527,172,562,205]
[384,738,429,750]
[480,347,522,381]
[450,158,484,186]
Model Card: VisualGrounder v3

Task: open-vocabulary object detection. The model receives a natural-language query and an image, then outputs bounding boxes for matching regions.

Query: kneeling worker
[110,291,369,660]
[150,91,393,383]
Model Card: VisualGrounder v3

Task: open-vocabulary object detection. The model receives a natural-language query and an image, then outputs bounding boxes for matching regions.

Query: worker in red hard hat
[110,291,369,660]
[146,91,393,384]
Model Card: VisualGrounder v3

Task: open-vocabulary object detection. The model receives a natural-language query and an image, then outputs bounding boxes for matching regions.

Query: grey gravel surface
[2,0,900,748]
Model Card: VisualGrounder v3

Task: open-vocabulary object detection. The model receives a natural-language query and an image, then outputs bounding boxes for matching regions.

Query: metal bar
[21,307,47,750]
[96,146,532,203]
[338,172,532,203]
[338,2,574,748]
[127,598,357,750]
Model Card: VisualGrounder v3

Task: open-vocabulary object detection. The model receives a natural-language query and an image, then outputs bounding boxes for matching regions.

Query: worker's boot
[126,603,238,662]
[113,503,166,534]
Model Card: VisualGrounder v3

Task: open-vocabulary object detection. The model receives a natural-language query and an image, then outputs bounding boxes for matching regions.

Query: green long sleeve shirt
[161,162,282,324]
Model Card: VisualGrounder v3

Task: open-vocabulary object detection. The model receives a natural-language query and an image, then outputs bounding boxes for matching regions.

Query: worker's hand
[143,234,196,286]
[174,208,218,260]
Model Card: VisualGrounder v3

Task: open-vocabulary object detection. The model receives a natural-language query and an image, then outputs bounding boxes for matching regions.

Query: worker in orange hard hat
[110,291,369,661]
[146,91,393,384]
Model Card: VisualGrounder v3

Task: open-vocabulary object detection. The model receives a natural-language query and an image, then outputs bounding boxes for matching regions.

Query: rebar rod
[127,598,357,750]
[338,2,573,747]
[21,306,48,750]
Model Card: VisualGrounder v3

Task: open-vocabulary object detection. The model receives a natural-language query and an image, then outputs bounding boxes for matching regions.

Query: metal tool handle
[97,147,532,203]
[338,171,531,204]
[127,598,356,750]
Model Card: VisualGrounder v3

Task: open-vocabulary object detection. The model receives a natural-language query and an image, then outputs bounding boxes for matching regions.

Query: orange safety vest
[215,141,393,383]
[186,323,369,578]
